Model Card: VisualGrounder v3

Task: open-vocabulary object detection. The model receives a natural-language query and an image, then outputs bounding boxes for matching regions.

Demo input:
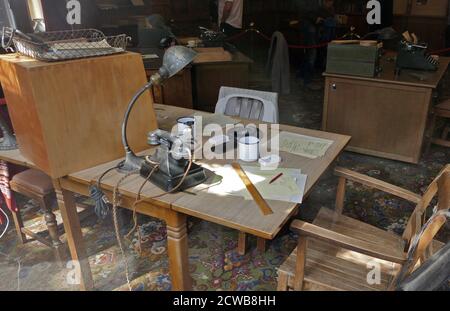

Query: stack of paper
[192,112,239,129]
[208,165,307,204]
[273,131,334,159]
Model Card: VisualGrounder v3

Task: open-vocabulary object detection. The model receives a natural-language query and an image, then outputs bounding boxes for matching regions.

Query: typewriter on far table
[396,31,438,73]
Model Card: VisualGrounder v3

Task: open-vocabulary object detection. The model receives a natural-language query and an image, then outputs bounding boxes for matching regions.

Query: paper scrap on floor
[273,131,333,159]
[192,112,239,128]
[208,165,307,204]
[142,54,159,60]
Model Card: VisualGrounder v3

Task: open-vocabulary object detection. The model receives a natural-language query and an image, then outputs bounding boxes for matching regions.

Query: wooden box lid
[193,47,232,64]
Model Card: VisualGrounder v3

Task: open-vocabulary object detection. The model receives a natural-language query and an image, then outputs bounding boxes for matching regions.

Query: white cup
[238,136,260,162]
[187,40,196,48]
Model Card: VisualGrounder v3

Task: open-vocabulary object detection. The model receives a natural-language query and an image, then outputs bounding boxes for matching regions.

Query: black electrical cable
[89,161,124,220]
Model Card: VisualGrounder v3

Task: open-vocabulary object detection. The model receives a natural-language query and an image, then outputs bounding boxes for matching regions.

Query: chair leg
[335,177,346,214]
[39,196,65,263]
[293,237,307,291]
[277,271,289,291]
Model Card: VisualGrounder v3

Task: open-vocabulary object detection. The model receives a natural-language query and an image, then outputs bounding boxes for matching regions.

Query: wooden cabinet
[410,0,448,17]
[323,57,450,164]
[193,52,252,112]
[146,68,193,109]
[393,0,448,50]
[0,52,157,178]
[139,48,252,112]
[138,47,193,109]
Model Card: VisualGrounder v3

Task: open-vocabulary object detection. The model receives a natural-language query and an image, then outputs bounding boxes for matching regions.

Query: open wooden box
[0,52,158,178]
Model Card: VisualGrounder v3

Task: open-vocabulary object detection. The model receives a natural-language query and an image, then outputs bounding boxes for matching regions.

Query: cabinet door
[193,63,249,112]
[323,77,432,163]
[146,68,193,109]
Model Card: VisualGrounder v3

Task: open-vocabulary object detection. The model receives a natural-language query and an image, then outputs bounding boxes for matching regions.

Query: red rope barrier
[430,47,450,55]
[225,29,253,42]
[226,28,333,49]
[228,28,450,53]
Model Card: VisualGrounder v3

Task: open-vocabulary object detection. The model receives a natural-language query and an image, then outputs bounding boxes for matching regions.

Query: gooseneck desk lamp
[120,46,197,172]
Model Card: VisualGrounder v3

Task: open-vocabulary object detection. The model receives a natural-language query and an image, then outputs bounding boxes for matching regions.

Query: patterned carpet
[0,69,448,291]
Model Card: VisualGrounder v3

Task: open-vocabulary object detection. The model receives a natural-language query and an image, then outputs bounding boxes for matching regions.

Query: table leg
[11,207,27,244]
[257,237,267,253]
[238,232,247,256]
[165,210,192,291]
[53,179,94,291]
[0,161,27,243]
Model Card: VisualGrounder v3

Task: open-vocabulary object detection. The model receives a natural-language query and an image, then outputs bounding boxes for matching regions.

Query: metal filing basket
[1,28,129,62]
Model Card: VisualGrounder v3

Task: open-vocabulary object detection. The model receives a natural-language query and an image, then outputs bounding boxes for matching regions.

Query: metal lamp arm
[119,72,163,172]
[121,81,153,154]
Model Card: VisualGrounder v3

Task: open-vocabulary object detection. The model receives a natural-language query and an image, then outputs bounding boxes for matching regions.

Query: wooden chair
[430,99,450,148]
[277,165,450,291]
[215,86,280,255]
[9,168,65,262]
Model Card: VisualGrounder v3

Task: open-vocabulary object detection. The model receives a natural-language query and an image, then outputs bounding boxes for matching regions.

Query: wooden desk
[0,104,350,291]
[135,48,253,112]
[137,48,194,109]
[323,57,450,164]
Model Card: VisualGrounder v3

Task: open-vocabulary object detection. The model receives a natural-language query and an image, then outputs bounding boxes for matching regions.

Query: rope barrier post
[250,22,255,64]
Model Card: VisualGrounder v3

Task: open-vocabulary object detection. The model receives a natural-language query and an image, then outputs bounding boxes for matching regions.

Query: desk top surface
[0,104,350,239]
[68,104,350,239]
[0,148,35,168]
[324,56,450,89]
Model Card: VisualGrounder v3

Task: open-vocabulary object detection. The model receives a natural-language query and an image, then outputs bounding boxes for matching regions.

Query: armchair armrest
[334,167,422,204]
[290,219,407,264]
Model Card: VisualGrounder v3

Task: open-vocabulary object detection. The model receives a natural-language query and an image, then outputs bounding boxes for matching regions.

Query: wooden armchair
[277,165,450,291]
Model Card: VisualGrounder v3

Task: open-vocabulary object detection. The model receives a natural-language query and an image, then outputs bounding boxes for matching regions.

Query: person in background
[300,0,336,91]
[210,0,219,30]
[218,0,244,37]
[446,3,450,57]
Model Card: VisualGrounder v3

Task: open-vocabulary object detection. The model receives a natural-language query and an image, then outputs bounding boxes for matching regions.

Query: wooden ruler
[231,162,274,216]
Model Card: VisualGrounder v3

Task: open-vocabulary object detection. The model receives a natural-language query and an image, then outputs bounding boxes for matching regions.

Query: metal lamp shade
[160,46,197,79]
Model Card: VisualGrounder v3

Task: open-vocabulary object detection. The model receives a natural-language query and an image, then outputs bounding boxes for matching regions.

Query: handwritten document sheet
[208,165,307,204]
[274,131,334,159]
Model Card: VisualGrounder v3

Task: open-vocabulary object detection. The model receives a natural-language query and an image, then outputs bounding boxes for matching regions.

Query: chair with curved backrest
[214,86,279,255]
[215,86,279,123]
[397,241,450,291]
[277,164,450,291]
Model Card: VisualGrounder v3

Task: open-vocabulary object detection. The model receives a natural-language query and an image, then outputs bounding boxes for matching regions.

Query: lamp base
[118,151,144,173]
[140,160,207,192]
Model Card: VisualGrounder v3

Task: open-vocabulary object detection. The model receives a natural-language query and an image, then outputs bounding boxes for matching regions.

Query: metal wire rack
[1,28,130,62]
